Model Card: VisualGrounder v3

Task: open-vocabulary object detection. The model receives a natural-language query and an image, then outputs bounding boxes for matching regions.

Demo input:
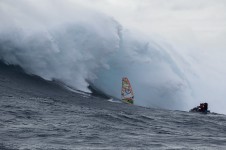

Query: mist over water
[0,0,121,92]
[0,0,225,113]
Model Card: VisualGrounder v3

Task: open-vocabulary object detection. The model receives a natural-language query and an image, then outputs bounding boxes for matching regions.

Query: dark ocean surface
[0,62,226,150]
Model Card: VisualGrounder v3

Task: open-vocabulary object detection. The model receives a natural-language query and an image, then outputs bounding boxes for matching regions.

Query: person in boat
[190,102,208,113]
[199,103,204,112]
[203,103,208,112]
[198,103,208,112]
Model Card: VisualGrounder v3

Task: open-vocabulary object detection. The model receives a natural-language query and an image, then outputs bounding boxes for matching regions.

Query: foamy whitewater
[0,0,225,114]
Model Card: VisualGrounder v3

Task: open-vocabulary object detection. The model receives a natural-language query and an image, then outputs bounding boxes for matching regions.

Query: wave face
[0,0,192,110]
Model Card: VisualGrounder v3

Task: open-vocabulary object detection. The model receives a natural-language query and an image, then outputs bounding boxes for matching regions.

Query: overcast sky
[73,0,226,39]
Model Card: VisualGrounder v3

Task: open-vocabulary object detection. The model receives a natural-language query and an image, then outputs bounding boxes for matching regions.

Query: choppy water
[0,63,226,150]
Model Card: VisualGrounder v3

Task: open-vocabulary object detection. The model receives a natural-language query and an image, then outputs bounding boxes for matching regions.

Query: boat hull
[189,109,210,114]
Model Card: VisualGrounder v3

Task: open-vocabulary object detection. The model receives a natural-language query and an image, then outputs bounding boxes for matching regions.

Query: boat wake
[107,98,122,103]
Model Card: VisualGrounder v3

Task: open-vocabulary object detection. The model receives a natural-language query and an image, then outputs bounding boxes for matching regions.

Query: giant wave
[0,0,193,110]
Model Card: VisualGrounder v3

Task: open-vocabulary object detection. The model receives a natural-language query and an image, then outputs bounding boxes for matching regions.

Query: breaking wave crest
[0,0,192,110]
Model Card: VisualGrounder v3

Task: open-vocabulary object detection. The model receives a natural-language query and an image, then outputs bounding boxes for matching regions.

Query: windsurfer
[121,77,134,104]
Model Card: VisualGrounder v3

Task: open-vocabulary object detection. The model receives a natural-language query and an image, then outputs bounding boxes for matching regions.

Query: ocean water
[0,63,226,150]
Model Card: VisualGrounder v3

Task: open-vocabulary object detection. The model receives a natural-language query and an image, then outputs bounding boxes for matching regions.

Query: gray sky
[73,0,226,39]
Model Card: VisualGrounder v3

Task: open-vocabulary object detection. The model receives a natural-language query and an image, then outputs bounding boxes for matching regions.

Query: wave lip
[0,0,192,111]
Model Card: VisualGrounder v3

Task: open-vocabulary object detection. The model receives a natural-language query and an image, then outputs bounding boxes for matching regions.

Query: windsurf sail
[121,77,134,104]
